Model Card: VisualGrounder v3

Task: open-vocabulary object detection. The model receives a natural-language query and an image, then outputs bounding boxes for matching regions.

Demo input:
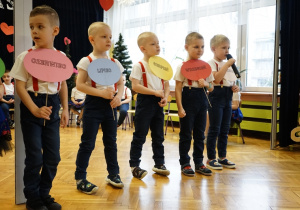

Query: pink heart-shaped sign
[1,22,14,35]
[7,44,14,53]
[99,0,114,11]
[24,49,74,82]
[64,37,71,45]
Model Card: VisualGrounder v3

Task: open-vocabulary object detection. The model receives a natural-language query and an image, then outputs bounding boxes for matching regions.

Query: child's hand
[178,108,186,118]
[102,88,116,100]
[33,106,52,120]
[60,108,69,128]
[158,97,167,107]
[232,85,239,92]
[110,95,121,108]
[154,90,164,98]
[198,79,208,88]
[227,58,236,66]
[7,99,14,104]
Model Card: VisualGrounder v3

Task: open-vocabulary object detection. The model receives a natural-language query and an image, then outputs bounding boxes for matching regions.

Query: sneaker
[76,117,81,125]
[218,158,236,169]
[9,121,14,129]
[132,166,148,179]
[106,174,124,188]
[206,159,223,170]
[195,164,212,176]
[42,195,61,210]
[181,164,195,177]
[77,179,98,195]
[152,165,170,176]
[26,198,47,210]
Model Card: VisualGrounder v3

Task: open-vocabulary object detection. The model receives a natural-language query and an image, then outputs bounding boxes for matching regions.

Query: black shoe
[77,179,98,194]
[181,164,195,177]
[132,166,148,179]
[106,174,124,188]
[195,164,212,176]
[26,198,47,210]
[152,165,170,176]
[42,195,61,210]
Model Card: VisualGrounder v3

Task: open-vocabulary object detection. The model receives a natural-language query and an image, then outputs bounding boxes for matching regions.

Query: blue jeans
[206,86,233,160]
[20,92,61,200]
[75,95,119,179]
[0,95,14,122]
[179,87,208,166]
[117,101,129,126]
[129,94,165,167]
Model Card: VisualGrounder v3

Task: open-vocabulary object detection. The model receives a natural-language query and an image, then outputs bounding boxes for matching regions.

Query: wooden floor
[1,125,300,210]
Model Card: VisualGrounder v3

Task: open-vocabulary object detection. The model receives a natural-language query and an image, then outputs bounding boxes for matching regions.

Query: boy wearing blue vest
[129,32,170,179]
[10,5,68,210]
[75,22,124,193]
[206,34,239,170]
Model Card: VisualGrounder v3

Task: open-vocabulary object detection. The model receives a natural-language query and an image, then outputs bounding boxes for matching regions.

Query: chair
[164,95,179,135]
[231,100,245,144]
[124,94,137,130]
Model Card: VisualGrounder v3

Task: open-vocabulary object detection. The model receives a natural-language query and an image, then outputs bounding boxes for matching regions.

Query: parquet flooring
[1,125,300,210]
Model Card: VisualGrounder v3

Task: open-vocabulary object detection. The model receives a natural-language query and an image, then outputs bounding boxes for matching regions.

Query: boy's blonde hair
[88,22,110,37]
[30,5,60,27]
[137,32,157,47]
[185,32,204,45]
[210,34,230,48]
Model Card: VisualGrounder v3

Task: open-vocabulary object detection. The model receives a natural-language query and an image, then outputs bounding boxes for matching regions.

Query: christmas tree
[112,33,133,88]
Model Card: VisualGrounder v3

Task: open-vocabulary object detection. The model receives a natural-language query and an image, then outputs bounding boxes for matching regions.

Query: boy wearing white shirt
[9,5,68,210]
[129,32,170,180]
[74,22,124,193]
[206,34,239,170]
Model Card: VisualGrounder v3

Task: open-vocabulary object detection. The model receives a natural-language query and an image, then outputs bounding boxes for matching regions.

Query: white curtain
[105,0,276,90]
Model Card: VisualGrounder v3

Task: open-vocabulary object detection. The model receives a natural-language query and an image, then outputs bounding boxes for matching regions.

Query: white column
[14,0,32,204]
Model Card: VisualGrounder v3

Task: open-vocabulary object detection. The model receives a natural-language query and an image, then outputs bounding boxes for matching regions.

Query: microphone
[226,54,241,78]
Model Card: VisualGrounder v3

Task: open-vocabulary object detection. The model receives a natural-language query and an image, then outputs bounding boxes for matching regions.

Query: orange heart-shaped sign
[99,0,114,11]
[7,44,14,53]
[1,22,14,35]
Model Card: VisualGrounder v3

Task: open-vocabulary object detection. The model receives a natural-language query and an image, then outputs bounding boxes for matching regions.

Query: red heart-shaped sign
[1,22,14,35]
[99,0,114,11]
[7,44,14,53]
[181,60,212,80]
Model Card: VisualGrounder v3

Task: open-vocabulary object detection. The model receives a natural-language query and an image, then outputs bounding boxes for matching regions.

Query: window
[107,0,276,91]
[245,5,276,90]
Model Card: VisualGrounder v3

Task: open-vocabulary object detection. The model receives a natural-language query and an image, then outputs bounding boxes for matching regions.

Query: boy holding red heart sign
[174,32,214,177]
[10,5,68,210]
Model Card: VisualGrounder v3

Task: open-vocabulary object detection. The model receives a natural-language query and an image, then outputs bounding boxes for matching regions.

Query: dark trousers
[0,95,14,122]
[129,94,165,167]
[206,86,233,160]
[179,87,208,166]
[20,92,61,200]
[117,100,129,126]
[75,95,119,179]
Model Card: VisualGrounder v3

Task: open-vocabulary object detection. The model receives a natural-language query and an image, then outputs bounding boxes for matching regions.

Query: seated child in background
[232,91,241,110]
[69,75,86,125]
[117,75,132,127]
[0,70,15,128]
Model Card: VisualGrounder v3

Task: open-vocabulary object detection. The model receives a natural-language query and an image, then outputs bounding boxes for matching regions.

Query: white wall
[14,0,32,204]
